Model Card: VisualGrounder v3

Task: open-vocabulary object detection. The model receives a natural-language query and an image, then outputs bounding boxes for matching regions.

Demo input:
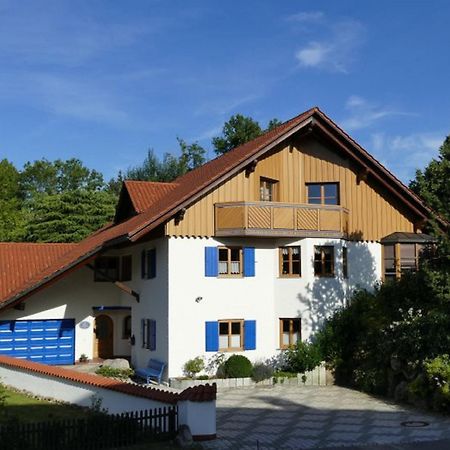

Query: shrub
[251,363,274,382]
[423,355,450,412]
[183,356,205,378]
[206,352,227,375]
[223,355,253,378]
[95,366,134,379]
[284,341,322,374]
[197,375,210,380]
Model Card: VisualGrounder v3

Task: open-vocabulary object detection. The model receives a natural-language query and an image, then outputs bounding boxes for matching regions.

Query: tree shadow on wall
[297,231,379,336]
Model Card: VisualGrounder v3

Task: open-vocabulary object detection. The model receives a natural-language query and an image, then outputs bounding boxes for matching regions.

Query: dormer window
[260,177,278,202]
[306,183,339,205]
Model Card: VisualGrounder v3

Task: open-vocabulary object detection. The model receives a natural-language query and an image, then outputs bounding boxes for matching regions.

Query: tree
[122,139,206,183]
[24,190,117,242]
[20,158,104,198]
[177,138,206,172]
[0,159,26,241]
[410,136,450,222]
[212,114,263,156]
[125,149,161,182]
[266,118,283,131]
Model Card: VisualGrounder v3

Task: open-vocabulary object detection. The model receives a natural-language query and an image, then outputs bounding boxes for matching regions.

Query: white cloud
[296,42,329,68]
[341,96,416,131]
[294,18,365,73]
[369,131,444,182]
[286,11,324,23]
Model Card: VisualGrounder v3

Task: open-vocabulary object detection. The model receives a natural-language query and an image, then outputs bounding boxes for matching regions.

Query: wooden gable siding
[165,137,415,240]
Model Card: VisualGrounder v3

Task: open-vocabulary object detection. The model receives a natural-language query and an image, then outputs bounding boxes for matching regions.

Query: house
[0,107,442,378]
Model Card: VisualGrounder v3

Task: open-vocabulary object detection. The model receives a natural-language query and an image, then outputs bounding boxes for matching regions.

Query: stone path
[202,385,450,449]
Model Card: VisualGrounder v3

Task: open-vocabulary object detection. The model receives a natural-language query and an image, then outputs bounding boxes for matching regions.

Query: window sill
[217,275,244,279]
[278,275,302,279]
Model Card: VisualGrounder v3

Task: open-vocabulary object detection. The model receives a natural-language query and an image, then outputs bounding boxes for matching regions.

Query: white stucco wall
[124,238,170,374]
[166,236,382,377]
[0,235,381,379]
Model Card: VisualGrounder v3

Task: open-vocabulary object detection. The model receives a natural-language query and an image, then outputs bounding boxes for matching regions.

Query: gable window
[218,247,242,276]
[94,255,132,282]
[122,315,132,340]
[260,177,278,202]
[141,249,156,279]
[314,246,335,277]
[342,247,348,279]
[280,318,301,349]
[219,320,243,351]
[306,183,339,205]
[279,246,301,277]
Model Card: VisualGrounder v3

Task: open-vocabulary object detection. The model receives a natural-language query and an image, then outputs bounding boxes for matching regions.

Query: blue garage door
[0,319,75,365]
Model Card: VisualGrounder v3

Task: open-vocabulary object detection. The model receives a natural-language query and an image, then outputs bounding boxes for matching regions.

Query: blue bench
[135,359,166,384]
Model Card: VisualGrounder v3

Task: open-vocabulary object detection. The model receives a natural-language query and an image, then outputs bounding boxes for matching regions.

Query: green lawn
[0,387,97,423]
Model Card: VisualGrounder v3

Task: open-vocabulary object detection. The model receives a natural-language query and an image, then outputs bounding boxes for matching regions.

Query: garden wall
[0,355,216,440]
[170,364,332,390]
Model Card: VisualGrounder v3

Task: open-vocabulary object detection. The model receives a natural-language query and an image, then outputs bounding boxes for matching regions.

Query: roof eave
[0,234,131,310]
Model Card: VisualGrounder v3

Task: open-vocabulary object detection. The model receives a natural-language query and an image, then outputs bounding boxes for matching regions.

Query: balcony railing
[215,201,349,238]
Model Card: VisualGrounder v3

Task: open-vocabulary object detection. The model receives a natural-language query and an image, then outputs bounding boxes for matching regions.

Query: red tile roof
[124,180,178,213]
[0,107,443,308]
[0,354,216,403]
[0,243,77,303]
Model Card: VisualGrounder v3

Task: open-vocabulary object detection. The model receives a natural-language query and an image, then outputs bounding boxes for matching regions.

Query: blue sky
[0,0,449,183]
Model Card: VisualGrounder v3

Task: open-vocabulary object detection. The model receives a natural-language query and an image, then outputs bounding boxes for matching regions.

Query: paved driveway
[202,385,450,449]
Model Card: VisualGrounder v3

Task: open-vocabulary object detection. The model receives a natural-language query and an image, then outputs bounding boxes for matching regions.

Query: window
[141,249,156,279]
[205,320,256,351]
[218,247,242,276]
[94,256,132,282]
[260,177,278,201]
[219,320,243,351]
[122,315,132,340]
[383,243,424,281]
[280,318,301,349]
[314,246,335,277]
[205,247,255,277]
[279,246,301,277]
[141,319,156,350]
[342,247,348,279]
[383,244,396,281]
[306,183,339,205]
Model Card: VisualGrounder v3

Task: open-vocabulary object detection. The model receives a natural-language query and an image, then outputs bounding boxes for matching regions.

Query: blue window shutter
[205,247,218,277]
[149,319,156,351]
[243,247,255,277]
[244,320,256,350]
[205,321,219,351]
[141,250,146,279]
[148,249,157,279]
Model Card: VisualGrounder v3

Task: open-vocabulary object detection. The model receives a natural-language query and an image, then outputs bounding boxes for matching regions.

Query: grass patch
[0,387,99,423]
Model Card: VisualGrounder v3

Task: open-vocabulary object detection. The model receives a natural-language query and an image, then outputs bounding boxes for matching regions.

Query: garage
[0,319,75,365]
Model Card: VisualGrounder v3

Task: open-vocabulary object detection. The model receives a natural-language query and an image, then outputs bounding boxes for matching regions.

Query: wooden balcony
[215,201,349,238]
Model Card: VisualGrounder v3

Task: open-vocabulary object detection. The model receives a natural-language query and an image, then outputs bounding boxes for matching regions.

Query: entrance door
[94,315,113,359]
